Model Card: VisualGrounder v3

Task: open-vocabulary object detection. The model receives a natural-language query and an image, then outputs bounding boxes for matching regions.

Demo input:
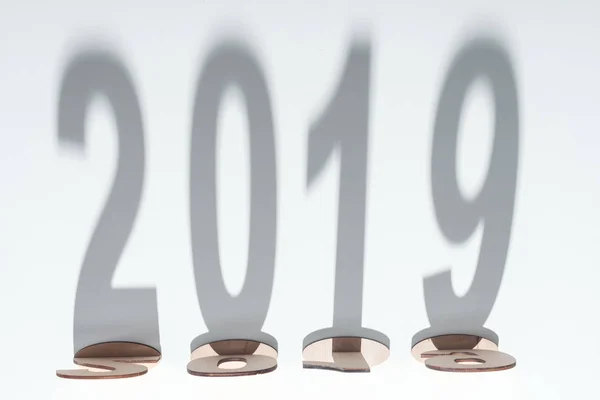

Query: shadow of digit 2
[57,49,161,354]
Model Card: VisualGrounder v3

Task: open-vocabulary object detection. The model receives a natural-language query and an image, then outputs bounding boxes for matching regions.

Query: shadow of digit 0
[189,39,278,353]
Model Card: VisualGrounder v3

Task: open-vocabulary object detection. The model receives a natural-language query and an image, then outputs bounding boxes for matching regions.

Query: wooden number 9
[422,349,516,372]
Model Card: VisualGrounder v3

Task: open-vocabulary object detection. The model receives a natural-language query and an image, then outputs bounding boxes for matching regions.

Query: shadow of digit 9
[413,37,519,371]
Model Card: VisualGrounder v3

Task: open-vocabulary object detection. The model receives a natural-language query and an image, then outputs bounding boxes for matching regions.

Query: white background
[1,0,598,398]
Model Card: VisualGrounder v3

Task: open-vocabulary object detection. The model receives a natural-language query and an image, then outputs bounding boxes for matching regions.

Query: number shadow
[414,36,520,347]
[57,49,161,354]
[188,39,278,353]
[303,37,390,350]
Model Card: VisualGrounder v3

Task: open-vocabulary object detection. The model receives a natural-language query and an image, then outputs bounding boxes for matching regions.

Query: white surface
[1,0,598,398]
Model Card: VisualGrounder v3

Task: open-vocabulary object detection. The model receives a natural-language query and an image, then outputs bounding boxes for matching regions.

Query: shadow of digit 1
[412,37,519,373]
[302,38,390,373]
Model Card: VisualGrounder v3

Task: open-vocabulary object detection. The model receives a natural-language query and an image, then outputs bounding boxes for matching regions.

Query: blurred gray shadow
[189,39,278,352]
[413,37,519,347]
[57,50,161,354]
[302,38,390,350]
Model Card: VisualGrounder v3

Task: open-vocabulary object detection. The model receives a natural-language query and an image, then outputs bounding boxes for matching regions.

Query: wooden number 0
[187,41,278,377]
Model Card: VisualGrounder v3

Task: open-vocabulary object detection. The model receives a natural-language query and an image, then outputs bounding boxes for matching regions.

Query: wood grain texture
[188,339,278,377]
[302,336,389,372]
[56,342,161,379]
[422,349,516,372]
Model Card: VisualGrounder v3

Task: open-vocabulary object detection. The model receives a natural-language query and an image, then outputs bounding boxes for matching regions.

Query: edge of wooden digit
[302,336,390,373]
[411,333,516,373]
[187,339,278,377]
[56,341,161,379]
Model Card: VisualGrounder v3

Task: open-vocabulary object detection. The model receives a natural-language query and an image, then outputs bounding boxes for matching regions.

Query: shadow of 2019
[55,32,519,362]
